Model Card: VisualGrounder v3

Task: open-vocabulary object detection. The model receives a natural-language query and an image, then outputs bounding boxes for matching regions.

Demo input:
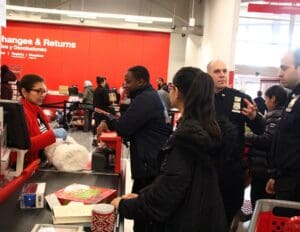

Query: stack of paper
[31,224,84,232]
[52,204,95,224]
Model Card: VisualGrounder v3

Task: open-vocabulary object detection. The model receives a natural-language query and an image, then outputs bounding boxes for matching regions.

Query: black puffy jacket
[245,107,283,178]
[118,118,228,232]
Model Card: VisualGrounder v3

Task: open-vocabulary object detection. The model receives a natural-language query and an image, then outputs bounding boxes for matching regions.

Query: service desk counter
[43,92,69,106]
[0,169,123,232]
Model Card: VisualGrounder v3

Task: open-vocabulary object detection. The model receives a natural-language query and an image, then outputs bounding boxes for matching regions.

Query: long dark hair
[173,67,220,138]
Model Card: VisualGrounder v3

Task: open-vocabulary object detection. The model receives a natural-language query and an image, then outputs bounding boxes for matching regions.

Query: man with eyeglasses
[207,59,265,226]
[266,50,300,203]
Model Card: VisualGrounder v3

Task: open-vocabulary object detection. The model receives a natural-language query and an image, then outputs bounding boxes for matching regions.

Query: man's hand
[122,193,138,200]
[241,98,257,120]
[265,178,276,195]
[110,193,138,209]
[111,197,122,209]
[96,121,109,136]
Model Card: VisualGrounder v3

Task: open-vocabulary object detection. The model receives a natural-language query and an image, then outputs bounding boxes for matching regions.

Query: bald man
[207,60,265,226]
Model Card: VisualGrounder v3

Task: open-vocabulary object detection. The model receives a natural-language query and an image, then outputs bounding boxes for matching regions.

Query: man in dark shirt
[97,66,172,231]
[254,90,267,115]
[266,50,300,203]
[207,60,265,226]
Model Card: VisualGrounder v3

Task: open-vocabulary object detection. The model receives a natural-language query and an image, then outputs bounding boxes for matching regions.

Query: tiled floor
[69,129,251,232]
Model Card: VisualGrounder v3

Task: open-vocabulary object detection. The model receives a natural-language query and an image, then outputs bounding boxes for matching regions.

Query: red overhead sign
[1,21,170,91]
[264,0,300,3]
[248,3,300,14]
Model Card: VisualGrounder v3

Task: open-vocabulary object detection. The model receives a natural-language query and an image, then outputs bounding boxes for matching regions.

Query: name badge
[234,96,241,103]
[286,95,299,112]
[232,96,242,113]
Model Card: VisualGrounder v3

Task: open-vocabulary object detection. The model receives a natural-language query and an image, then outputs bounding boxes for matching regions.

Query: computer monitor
[0,100,31,149]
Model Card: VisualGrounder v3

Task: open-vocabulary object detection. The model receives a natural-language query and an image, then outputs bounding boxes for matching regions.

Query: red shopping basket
[286,216,300,232]
[249,199,300,232]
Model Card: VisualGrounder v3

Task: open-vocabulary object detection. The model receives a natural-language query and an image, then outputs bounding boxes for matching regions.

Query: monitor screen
[0,100,31,149]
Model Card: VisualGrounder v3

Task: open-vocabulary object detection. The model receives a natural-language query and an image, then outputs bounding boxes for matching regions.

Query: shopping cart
[249,199,300,232]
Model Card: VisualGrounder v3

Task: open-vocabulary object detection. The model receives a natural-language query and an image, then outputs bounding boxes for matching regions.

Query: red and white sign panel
[1,21,170,91]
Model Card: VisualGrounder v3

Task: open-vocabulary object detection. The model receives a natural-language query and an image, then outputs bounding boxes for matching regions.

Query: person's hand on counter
[96,120,110,136]
[111,193,139,209]
[111,197,122,209]
[122,193,138,200]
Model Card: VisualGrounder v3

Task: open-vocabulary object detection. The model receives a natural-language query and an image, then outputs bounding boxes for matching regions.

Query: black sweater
[270,84,300,177]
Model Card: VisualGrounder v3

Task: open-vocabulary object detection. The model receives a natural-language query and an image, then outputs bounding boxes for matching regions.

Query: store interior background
[1,1,298,231]
[4,0,295,98]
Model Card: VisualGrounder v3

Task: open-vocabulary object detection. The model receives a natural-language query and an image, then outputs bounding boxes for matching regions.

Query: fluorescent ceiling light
[125,18,153,24]
[67,13,97,19]
[6,5,172,23]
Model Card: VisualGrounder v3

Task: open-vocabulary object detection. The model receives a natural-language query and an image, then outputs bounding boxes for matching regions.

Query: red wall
[1,21,170,91]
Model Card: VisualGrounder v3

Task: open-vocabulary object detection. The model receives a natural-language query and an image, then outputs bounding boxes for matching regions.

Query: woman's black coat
[118,118,228,232]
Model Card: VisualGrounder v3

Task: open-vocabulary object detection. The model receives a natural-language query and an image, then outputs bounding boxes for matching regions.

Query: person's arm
[30,130,56,152]
[117,145,193,221]
[242,95,265,135]
[98,93,163,136]
[245,116,278,150]
[116,94,161,138]
[247,113,265,135]
[24,110,56,152]
[245,132,271,151]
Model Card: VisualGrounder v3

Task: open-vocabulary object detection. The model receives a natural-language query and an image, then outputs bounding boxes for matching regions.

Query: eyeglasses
[30,88,48,95]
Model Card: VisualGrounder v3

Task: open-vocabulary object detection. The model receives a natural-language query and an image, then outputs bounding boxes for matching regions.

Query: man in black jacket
[266,50,300,203]
[254,90,267,115]
[207,59,265,226]
[97,65,171,231]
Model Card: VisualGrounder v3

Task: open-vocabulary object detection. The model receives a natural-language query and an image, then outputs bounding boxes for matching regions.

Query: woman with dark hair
[93,76,110,135]
[17,74,67,166]
[111,67,227,232]
[245,85,287,208]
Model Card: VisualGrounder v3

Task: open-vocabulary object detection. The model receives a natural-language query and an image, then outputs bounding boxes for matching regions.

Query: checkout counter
[0,133,126,231]
[0,169,123,231]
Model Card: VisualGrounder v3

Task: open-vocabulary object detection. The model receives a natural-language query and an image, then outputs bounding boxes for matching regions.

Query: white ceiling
[6,0,204,35]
